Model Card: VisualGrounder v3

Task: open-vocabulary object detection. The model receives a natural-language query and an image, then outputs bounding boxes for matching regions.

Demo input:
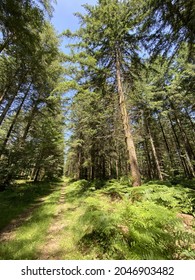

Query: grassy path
[0,179,91,260]
[38,185,68,259]
[37,179,92,260]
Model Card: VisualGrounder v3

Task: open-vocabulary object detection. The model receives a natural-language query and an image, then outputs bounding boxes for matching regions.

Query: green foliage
[0,20,64,186]
[78,196,123,259]
[120,201,182,259]
[64,1,195,182]
[139,0,195,58]
[0,178,194,260]
[97,179,132,200]
[78,195,182,259]
[129,183,195,215]
[76,179,195,260]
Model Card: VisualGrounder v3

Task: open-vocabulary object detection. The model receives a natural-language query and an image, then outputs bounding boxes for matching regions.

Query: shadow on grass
[64,179,107,204]
[0,212,55,260]
[144,178,195,189]
[0,181,61,231]
[0,186,62,260]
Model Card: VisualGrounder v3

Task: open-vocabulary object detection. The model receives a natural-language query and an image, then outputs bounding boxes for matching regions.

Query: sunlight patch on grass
[0,183,62,260]
[58,178,195,260]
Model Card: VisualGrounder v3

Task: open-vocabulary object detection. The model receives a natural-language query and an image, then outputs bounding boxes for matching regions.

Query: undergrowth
[72,178,195,260]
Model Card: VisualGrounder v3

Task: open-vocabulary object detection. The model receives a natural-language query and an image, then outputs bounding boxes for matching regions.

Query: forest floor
[0,178,195,260]
[0,179,91,259]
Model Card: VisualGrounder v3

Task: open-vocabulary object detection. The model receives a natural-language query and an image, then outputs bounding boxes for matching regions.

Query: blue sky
[51,0,97,33]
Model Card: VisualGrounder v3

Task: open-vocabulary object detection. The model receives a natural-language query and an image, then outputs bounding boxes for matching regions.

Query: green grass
[56,179,98,259]
[0,181,62,259]
[0,181,63,230]
[0,178,194,260]
[60,178,195,260]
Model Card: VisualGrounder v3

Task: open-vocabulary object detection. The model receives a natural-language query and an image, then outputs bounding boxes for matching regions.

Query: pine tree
[63,0,142,186]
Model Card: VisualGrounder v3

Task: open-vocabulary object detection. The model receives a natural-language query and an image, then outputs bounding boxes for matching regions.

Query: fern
[78,196,185,259]
[73,179,195,259]
[129,184,195,215]
[120,201,182,259]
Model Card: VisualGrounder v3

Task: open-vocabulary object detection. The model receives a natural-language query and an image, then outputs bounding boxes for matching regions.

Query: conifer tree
[64,0,142,186]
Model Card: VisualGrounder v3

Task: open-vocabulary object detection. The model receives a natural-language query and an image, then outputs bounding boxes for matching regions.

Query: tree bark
[0,84,31,155]
[34,167,41,182]
[158,115,173,163]
[115,49,141,186]
[21,102,38,141]
[170,101,195,166]
[144,139,153,179]
[145,117,163,181]
[0,94,17,126]
[0,77,26,125]
[0,36,11,54]
[0,66,22,105]
[185,108,195,134]
[168,114,192,177]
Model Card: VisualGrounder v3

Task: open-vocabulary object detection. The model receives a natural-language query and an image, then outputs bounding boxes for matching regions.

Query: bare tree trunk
[115,49,141,186]
[0,84,31,155]
[22,102,38,141]
[170,101,195,167]
[115,159,119,179]
[34,167,41,182]
[1,96,25,154]
[0,36,11,54]
[0,90,7,104]
[145,118,163,180]
[168,114,191,177]
[144,139,153,179]
[0,78,25,125]
[0,94,16,125]
[0,66,22,105]
[185,108,195,134]
[158,115,173,163]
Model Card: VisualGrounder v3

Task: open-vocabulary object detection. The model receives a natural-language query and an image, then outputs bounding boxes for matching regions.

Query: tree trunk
[0,94,16,126]
[0,79,25,125]
[0,90,7,104]
[21,102,38,141]
[158,115,173,163]
[115,49,141,186]
[144,139,153,179]
[0,84,31,155]
[115,159,119,179]
[1,97,25,154]
[0,66,22,105]
[0,36,11,54]
[170,101,195,166]
[34,167,41,182]
[168,114,191,177]
[185,108,195,134]
[0,91,24,127]
[145,118,163,181]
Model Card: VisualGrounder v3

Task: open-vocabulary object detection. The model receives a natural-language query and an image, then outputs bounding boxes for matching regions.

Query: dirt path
[37,185,68,259]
